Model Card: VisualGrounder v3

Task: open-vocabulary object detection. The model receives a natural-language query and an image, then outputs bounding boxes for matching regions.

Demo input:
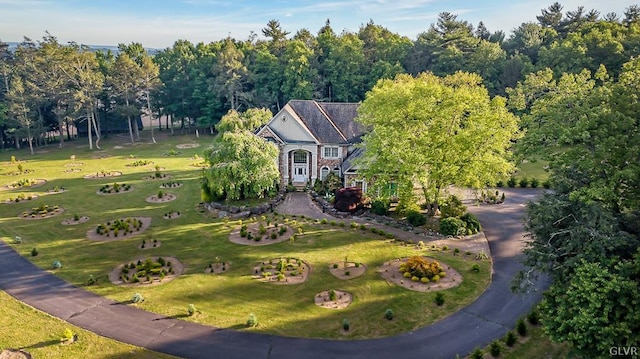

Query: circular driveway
[0,189,547,359]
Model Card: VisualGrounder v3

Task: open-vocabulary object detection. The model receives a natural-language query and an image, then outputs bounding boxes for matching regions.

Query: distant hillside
[5,42,158,54]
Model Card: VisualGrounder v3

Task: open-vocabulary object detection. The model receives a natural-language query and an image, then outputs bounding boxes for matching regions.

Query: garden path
[0,188,548,359]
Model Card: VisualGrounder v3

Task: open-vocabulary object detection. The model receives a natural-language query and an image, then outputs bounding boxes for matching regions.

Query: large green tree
[356,72,520,210]
[513,60,640,356]
[202,108,278,202]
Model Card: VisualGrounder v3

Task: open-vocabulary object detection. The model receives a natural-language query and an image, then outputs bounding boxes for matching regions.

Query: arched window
[320,167,329,180]
[333,166,341,176]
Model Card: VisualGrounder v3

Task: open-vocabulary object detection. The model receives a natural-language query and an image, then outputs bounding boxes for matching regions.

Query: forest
[1,2,640,151]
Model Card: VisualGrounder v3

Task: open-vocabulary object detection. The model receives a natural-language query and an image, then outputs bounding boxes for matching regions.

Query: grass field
[0,290,177,358]
[0,131,491,342]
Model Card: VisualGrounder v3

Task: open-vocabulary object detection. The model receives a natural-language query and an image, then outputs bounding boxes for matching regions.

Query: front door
[292,151,308,183]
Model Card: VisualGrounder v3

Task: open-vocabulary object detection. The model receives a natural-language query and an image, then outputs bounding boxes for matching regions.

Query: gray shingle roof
[288,100,365,144]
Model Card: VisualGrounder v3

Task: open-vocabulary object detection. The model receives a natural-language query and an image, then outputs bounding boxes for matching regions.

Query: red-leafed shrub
[334,187,363,212]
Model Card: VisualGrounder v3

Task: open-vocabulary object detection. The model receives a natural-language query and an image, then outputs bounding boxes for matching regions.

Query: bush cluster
[399,256,445,281]
[370,198,390,215]
[405,210,426,226]
[440,195,466,218]
[439,212,481,236]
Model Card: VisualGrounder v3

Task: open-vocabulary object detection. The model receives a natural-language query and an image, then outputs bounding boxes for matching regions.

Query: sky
[1,0,638,49]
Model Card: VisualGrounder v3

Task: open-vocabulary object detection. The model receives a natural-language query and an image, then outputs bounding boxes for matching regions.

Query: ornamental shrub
[342,318,350,331]
[399,256,444,280]
[527,308,540,325]
[405,210,426,226]
[246,313,258,327]
[471,264,480,272]
[518,177,529,188]
[329,290,337,301]
[439,217,466,236]
[470,348,484,359]
[31,247,39,257]
[516,318,527,336]
[505,331,517,347]
[530,177,540,188]
[460,212,481,234]
[490,341,502,357]
[371,198,390,215]
[440,195,466,218]
[435,292,445,306]
[188,304,197,316]
[334,187,364,212]
[507,177,517,188]
[52,260,62,269]
[132,293,144,303]
[384,308,394,320]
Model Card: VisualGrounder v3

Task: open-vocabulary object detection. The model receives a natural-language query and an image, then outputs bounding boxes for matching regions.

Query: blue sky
[1,0,637,48]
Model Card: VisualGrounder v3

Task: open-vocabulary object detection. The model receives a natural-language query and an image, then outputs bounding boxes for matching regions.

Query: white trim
[322,146,341,159]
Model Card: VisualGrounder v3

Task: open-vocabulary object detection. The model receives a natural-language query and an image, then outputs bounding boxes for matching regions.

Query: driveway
[0,188,547,359]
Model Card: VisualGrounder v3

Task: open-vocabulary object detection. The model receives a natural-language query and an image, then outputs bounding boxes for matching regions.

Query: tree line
[1,3,640,150]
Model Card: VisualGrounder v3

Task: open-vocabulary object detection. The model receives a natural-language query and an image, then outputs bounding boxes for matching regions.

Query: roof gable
[260,105,318,144]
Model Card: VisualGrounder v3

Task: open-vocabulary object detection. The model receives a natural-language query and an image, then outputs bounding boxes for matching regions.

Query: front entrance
[292,151,308,183]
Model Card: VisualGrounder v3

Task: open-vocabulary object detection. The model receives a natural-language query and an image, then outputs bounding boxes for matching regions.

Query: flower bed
[252,257,309,284]
[19,204,64,219]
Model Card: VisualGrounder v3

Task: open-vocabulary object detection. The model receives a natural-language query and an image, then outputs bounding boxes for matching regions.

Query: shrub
[496,180,504,187]
[405,210,426,226]
[329,290,337,301]
[400,256,444,280]
[403,271,412,278]
[411,276,419,282]
[31,247,38,257]
[132,293,144,303]
[52,260,62,269]
[432,274,440,282]
[516,318,527,336]
[87,274,96,286]
[60,328,75,343]
[490,341,502,357]
[342,318,350,331]
[420,277,429,283]
[471,264,480,272]
[439,217,466,236]
[542,180,551,189]
[435,292,445,306]
[518,177,529,188]
[453,248,460,255]
[530,177,540,188]
[188,304,197,316]
[460,212,481,234]
[73,213,80,221]
[470,348,484,359]
[505,331,517,347]
[345,271,351,276]
[527,308,540,325]
[334,187,364,212]
[384,308,394,320]
[507,177,517,188]
[440,195,466,218]
[270,232,277,239]
[333,263,339,269]
[370,198,390,215]
[246,313,258,327]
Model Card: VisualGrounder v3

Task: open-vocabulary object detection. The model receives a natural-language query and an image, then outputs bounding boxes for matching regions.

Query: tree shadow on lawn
[19,339,60,350]
[152,313,191,321]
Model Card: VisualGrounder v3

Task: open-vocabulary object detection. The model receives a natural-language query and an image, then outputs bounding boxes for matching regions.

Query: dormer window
[281,116,286,122]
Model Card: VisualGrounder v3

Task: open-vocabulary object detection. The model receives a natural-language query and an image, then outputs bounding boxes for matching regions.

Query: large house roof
[288,100,365,144]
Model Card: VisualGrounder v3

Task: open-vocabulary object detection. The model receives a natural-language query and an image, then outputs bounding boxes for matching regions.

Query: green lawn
[0,290,176,359]
[0,131,491,341]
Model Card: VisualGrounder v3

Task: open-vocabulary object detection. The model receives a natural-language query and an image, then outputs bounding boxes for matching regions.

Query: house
[256,100,368,190]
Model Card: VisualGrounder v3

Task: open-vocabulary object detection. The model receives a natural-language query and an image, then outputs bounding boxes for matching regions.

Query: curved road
[0,188,547,359]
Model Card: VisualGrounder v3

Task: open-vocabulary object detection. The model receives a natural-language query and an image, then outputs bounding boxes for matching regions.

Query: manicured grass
[0,290,176,359]
[0,131,491,341]
[514,158,550,181]
[502,324,571,359]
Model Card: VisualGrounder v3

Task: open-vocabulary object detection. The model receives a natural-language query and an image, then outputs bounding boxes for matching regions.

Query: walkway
[0,189,547,359]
